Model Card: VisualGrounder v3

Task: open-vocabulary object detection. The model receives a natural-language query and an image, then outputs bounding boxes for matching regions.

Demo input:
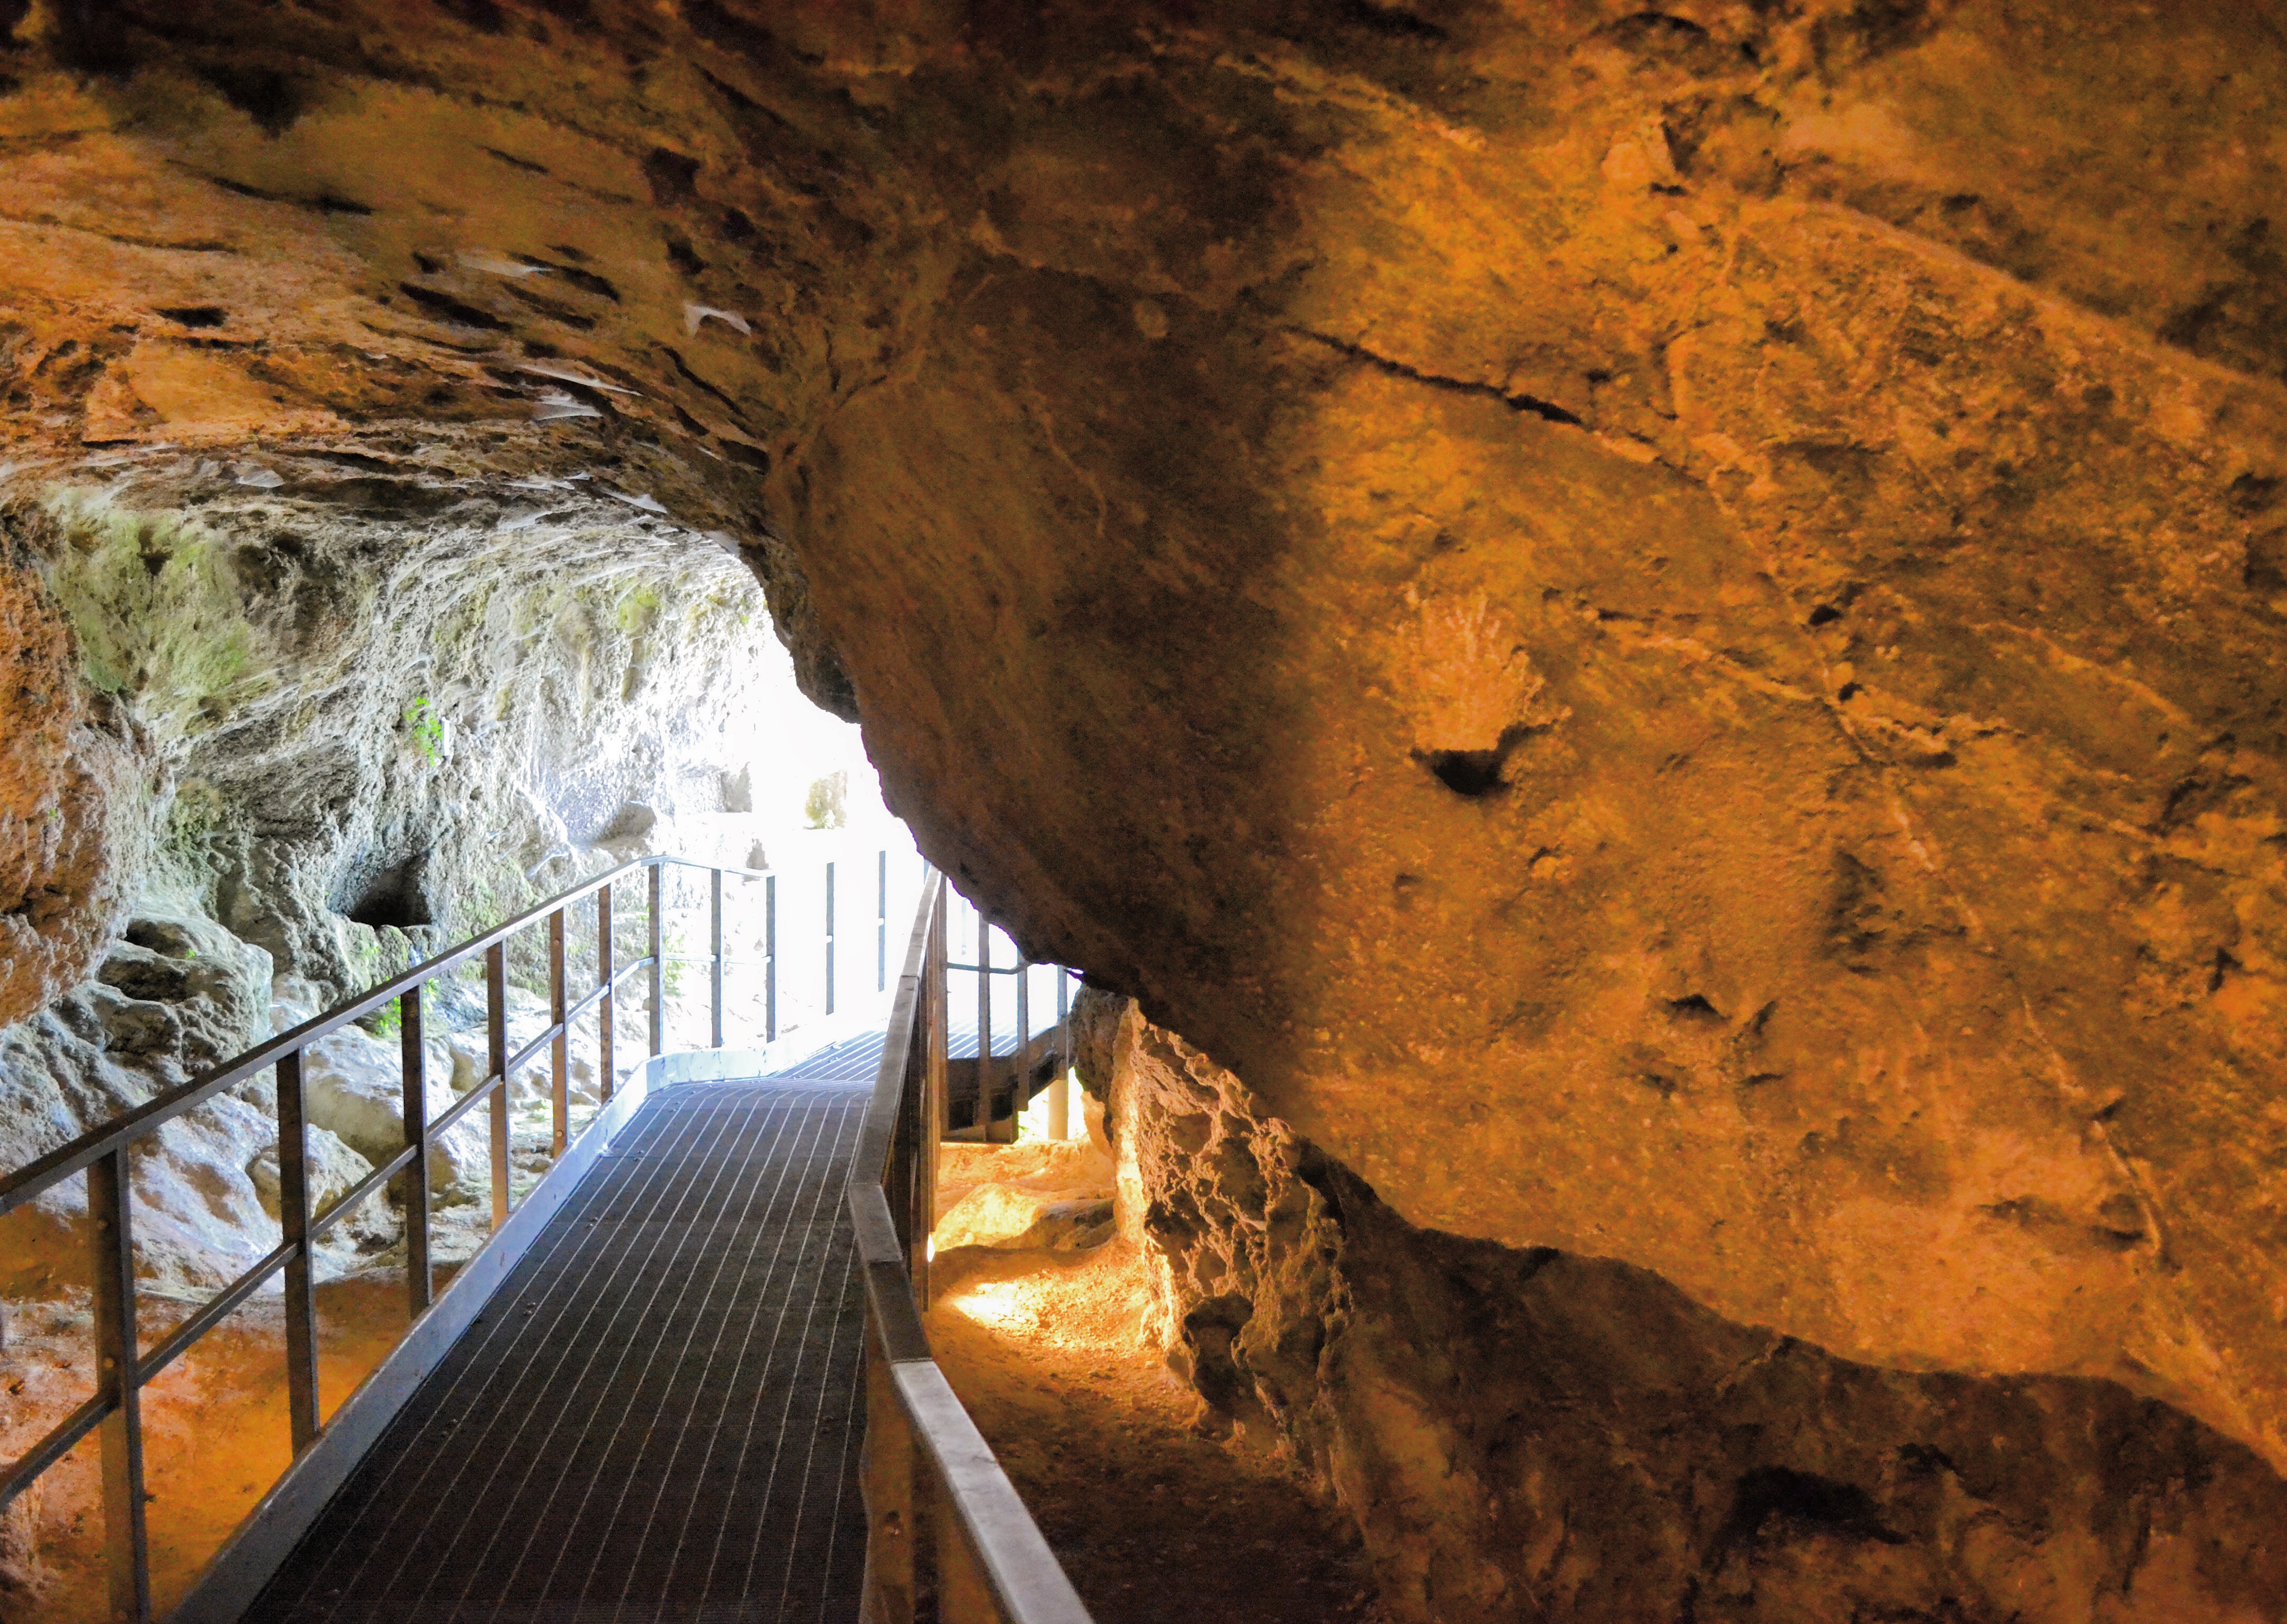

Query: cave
[3,2,2287,1621]
[336,851,437,931]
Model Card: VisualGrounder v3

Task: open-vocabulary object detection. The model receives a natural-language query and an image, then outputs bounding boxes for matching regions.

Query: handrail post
[597,881,615,1104]
[764,873,777,1044]
[401,989,432,1315]
[926,881,948,1305]
[1051,968,1070,1141]
[939,1505,1001,1622]
[825,859,838,1018]
[1015,954,1032,1140]
[934,888,948,1168]
[89,1147,150,1623]
[548,907,569,1158]
[710,866,725,1051]
[975,905,994,1143]
[277,1047,320,1454]
[647,861,664,1057]
[888,994,919,1267]
[486,943,510,1229]
[912,894,940,1301]
[861,1330,920,1624]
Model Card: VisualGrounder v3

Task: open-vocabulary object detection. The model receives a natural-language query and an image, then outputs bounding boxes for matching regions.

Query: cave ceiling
[3,0,2286,1473]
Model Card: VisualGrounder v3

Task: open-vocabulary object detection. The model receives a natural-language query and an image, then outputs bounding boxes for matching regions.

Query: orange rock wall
[0,0,2283,1489]
[1092,993,2287,1622]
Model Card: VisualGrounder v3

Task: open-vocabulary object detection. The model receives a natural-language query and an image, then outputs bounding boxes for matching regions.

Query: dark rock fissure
[1291,327,1589,426]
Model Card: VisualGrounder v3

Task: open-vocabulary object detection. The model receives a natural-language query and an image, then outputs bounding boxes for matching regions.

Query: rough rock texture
[11,475,782,1008]
[1,0,2284,1522]
[934,1138,1118,1254]
[0,465,786,1290]
[0,536,143,1028]
[1094,998,2287,1622]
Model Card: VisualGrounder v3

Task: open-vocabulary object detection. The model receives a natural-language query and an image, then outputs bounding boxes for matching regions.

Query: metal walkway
[247,1046,881,1623]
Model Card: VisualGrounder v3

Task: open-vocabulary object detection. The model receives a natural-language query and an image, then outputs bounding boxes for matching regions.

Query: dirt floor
[925,1142,1384,1624]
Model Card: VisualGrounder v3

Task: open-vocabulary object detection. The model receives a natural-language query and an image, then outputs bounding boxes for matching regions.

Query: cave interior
[3,2,2287,1621]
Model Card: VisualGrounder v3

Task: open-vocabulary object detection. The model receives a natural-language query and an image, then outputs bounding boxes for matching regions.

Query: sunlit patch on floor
[923,1138,1384,1624]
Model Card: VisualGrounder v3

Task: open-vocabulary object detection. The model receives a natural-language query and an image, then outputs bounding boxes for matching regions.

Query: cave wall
[1087,994,2287,1622]
[0,0,2281,1494]
[0,529,145,1029]
[0,466,787,1291]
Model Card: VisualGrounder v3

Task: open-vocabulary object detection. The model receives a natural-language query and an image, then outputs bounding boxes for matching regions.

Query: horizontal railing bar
[855,1192,932,1364]
[653,855,771,880]
[308,1143,420,1245]
[428,1067,507,1139]
[137,1238,301,1385]
[0,857,661,1216]
[895,1360,1095,1624]
[945,961,1029,976]
[0,1393,108,1512]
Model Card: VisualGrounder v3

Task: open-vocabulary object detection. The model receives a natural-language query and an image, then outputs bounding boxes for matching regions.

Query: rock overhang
[0,0,2281,1477]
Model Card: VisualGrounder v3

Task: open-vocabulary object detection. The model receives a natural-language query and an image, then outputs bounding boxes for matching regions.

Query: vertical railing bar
[926,879,949,1308]
[647,860,664,1058]
[906,995,925,1281]
[401,987,432,1316]
[976,902,994,1145]
[710,866,725,1051]
[877,847,888,995]
[907,885,928,1300]
[597,880,615,1105]
[486,943,510,1230]
[1054,965,1073,1142]
[825,859,838,1018]
[89,1147,150,1623]
[277,1047,320,1454]
[1015,952,1031,1141]
[548,907,569,1158]
[764,871,777,1045]
[888,903,920,1270]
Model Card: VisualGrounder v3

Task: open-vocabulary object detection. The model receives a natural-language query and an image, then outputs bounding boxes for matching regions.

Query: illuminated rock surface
[1090,992,2287,1621]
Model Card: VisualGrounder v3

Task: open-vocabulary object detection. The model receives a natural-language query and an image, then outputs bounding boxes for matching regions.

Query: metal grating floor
[785,1018,1065,1089]
[247,1073,873,1624]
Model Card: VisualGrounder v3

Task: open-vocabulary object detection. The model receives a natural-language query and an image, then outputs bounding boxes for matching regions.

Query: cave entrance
[342,852,438,930]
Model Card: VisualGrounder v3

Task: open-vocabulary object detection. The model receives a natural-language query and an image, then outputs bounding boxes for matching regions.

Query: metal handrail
[0,844,1080,1623]
[848,870,1094,1624]
[0,847,883,1623]
[0,860,646,1218]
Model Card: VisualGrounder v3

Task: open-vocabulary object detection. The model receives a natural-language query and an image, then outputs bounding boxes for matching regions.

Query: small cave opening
[338,851,439,930]
[1417,724,1544,799]
[1716,1465,1902,1556]
[1420,747,1508,797]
